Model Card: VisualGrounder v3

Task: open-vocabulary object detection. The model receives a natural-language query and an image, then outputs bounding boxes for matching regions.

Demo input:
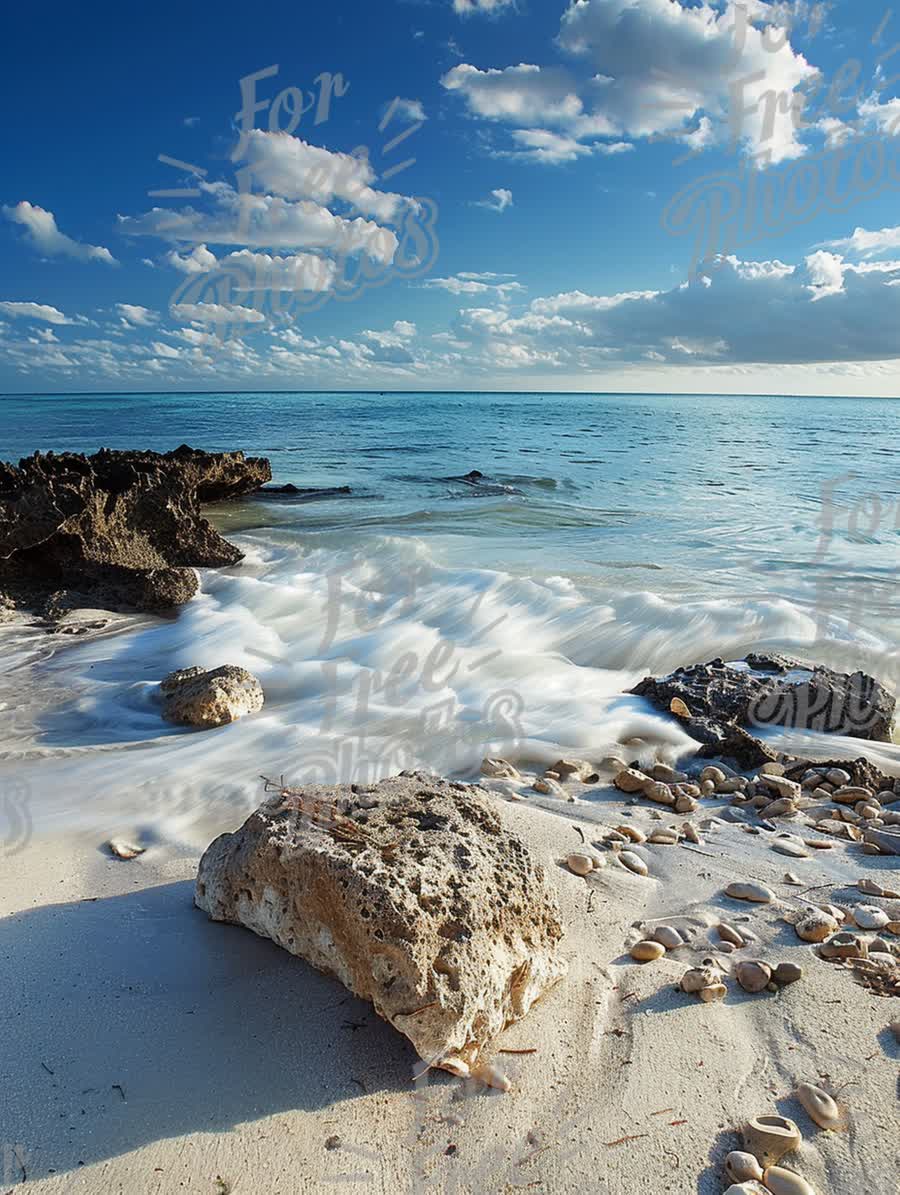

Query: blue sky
[4,0,900,394]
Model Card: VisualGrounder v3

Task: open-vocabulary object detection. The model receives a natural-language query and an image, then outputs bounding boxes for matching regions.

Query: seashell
[825,768,852,786]
[107,839,145,860]
[472,1062,511,1092]
[700,778,717,796]
[772,961,803,985]
[772,838,807,858]
[736,960,772,993]
[652,925,684,950]
[724,1185,768,1195]
[719,941,736,954]
[701,766,727,785]
[795,1083,840,1131]
[670,697,692,718]
[698,982,727,1002]
[741,1114,802,1166]
[725,1151,765,1183]
[480,757,521,780]
[782,873,803,886]
[726,882,775,904]
[718,922,745,947]
[852,904,889,930]
[614,768,651,794]
[680,964,722,993]
[795,912,837,943]
[681,821,701,844]
[614,824,646,844]
[619,850,648,876]
[762,1165,816,1195]
[630,939,665,962]
[644,781,676,806]
[565,852,594,877]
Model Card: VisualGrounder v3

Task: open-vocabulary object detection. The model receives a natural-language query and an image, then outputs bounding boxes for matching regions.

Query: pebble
[630,939,665,961]
[852,904,889,930]
[681,821,701,844]
[759,762,786,777]
[648,830,679,845]
[772,961,803,985]
[701,766,727,785]
[107,840,145,860]
[826,768,852,786]
[674,794,698,814]
[565,852,594,877]
[831,786,873,804]
[650,764,687,784]
[760,775,801,799]
[723,1185,767,1195]
[719,941,736,954]
[762,798,797,819]
[725,881,775,904]
[741,1115,802,1167]
[795,912,838,943]
[782,873,803,886]
[652,925,684,950]
[681,964,723,993]
[481,757,521,780]
[614,768,650,794]
[725,1151,764,1183]
[718,778,749,794]
[619,850,649,876]
[762,1165,816,1195]
[615,824,646,844]
[819,932,867,959]
[698,982,727,1002]
[772,839,808,858]
[552,758,599,782]
[736,960,772,993]
[644,781,676,806]
[795,1083,840,1130]
[718,922,745,947]
[533,777,565,797]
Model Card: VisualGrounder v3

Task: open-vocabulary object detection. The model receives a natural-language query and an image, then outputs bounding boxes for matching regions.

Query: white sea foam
[0,531,896,848]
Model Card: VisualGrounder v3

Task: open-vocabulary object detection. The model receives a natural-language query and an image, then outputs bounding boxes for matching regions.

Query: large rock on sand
[0,445,270,617]
[161,665,265,728]
[195,773,567,1079]
[631,653,895,768]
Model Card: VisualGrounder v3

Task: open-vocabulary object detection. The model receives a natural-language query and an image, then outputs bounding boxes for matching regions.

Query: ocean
[1,390,898,845]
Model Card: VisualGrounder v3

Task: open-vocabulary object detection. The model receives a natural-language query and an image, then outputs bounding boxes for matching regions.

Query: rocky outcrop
[195,773,567,1079]
[631,654,895,768]
[0,446,270,616]
[161,665,265,728]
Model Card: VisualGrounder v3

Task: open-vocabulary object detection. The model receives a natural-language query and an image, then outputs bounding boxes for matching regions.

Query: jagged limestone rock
[195,773,567,1078]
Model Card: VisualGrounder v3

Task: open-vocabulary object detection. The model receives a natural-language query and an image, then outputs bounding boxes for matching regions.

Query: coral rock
[161,665,264,728]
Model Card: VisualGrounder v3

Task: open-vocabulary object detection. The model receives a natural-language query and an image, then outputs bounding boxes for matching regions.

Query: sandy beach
[2,767,897,1194]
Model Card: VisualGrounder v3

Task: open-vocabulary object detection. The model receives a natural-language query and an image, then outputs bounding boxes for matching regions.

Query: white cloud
[170,301,266,325]
[804,250,845,299]
[391,98,427,122]
[165,244,218,274]
[443,1,819,165]
[424,273,525,297]
[3,201,117,264]
[453,0,515,13]
[823,224,900,259]
[475,187,513,212]
[219,250,337,292]
[0,300,73,325]
[116,303,158,327]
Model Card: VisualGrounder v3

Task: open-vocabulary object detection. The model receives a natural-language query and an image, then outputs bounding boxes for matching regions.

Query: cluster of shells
[677,953,802,1002]
[788,879,900,995]
[722,1085,843,1194]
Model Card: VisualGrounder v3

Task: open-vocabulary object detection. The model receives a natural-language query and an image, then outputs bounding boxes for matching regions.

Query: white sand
[1,783,898,1194]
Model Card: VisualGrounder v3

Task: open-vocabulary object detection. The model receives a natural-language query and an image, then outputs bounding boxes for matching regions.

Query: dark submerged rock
[631,653,895,769]
[0,446,271,617]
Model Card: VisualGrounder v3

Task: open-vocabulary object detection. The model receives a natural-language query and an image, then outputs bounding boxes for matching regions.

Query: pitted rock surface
[631,654,894,768]
[161,665,265,728]
[195,773,567,1077]
[0,445,270,616]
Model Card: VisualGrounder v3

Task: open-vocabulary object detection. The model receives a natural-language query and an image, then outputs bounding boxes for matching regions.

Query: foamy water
[1,390,898,847]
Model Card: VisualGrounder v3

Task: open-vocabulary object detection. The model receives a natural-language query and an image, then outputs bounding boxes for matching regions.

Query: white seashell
[852,904,889,930]
[565,852,594,877]
[726,882,775,904]
[762,1165,816,1195]
[795,1083,840,1130]
[619,850,649,876]
[725,1151,764,1183]
[736,960,772,993]
[741,1115,802,1166]
[630,939,665,961]
[772,838,807,858]
[472,1062,511,1092]
[652,925,684,950]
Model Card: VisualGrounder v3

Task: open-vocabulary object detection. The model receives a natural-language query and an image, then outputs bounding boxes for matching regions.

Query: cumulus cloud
[823,224,900,258]
[170,301,267,325]
[424,273,525,297]
[442,0,819,164]
[165,244,218,274]
[0,300,73,324]
[390,98,427,122]
[116,303,158,327]
[3,201,117,264]
[475,187,513,212]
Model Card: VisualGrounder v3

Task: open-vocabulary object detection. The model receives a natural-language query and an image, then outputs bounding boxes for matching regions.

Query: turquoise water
[1,390,897,840]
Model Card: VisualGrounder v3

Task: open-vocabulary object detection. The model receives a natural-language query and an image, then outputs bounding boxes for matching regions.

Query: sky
[4,0,900,395]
